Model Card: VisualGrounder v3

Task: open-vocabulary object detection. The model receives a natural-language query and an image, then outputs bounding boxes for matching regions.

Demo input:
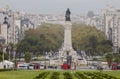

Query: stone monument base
[58,50,77,65]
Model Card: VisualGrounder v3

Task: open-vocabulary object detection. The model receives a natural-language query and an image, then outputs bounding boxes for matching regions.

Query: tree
[17,23,64,55]
[72,23,112,55]
[24,52,31,63]
[17,23,113,56]
[0,54,2,62]
[0,49,8,61]
[96,40,113,55]
[114,54,120,64]
[105,53,113,68]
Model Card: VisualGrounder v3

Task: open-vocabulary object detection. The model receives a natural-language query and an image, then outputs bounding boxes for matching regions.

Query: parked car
[89,65,95,69]
[117,65,120,70]
[61,63,68,70]
[89,63,98,69]
[40,64,45,69]
[17,63,29,70]
[47,66,54,69]
[28,64,34,70]
[32,63,40,69]
[110,62,120,70]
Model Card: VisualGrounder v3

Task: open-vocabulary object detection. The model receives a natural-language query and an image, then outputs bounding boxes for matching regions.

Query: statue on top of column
[65,8,71,21]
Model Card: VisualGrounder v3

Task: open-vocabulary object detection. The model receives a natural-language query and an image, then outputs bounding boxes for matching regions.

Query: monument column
[63,22,73,51]
[59,8,77,65]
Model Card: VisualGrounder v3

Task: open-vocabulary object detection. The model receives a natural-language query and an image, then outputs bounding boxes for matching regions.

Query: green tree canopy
[17,23,113,56]
[72,23,112,55]
[0,49,8,61]
[17,23,64,55]
[24,52,31,63]
[105,53,113,68]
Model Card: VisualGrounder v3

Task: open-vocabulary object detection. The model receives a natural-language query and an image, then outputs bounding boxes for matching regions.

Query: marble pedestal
[58,21,77,65]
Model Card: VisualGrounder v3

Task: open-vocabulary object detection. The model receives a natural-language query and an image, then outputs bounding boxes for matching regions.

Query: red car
[61,63,68,70]
[32,63,40,69]
[111,62,118,70]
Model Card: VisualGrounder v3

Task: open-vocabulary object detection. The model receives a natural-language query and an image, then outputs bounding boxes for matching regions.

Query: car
[28,64,34,70]
[97,65,104,70]
[117,65,120,70]
[40,64,45,69]
[47,66,53,69]
[89,63,98,69]
[62,63,68,70]
[17,64,28,70]
[89,65,95,69]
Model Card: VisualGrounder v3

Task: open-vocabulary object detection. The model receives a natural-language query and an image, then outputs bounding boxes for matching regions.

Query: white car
[17,64,28,70]
[28,64,34,70]
[40,64,45,69]
[89,65,95,69]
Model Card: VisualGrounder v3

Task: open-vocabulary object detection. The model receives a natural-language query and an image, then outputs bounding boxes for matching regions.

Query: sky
[0,0,120,14]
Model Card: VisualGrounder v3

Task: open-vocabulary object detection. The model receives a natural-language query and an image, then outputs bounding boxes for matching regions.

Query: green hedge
[0,69,13,72]
[33,72,49,79]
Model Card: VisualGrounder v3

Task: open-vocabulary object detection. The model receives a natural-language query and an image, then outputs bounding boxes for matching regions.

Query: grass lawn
[0,70,41,79]
[103,70,120,78]
[0,70,120,79]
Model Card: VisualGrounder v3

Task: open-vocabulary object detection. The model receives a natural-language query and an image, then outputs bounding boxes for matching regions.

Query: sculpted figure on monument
[67,51,72,68]
[65,8,71,21]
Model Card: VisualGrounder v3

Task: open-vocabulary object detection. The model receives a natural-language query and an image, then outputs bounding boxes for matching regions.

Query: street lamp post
[2,46,4,62]
[2,45,4,65]
[8,46,11,62]
[13,47,17,70]
[49,54,51,66]
[13,47,16,60]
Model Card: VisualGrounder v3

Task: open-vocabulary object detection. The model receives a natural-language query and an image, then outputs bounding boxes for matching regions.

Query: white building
[100,6,120,53]
[0,24,8,44]
[0,8,36,46]
[85,6,120,53]
[0,60,14,69]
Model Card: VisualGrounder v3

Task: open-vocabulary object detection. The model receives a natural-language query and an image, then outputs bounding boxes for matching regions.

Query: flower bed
[50,72,60,79]
[63,72,73,79]
[32,71,119,79]
[33,72,49,79]
[75,72,118,79]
